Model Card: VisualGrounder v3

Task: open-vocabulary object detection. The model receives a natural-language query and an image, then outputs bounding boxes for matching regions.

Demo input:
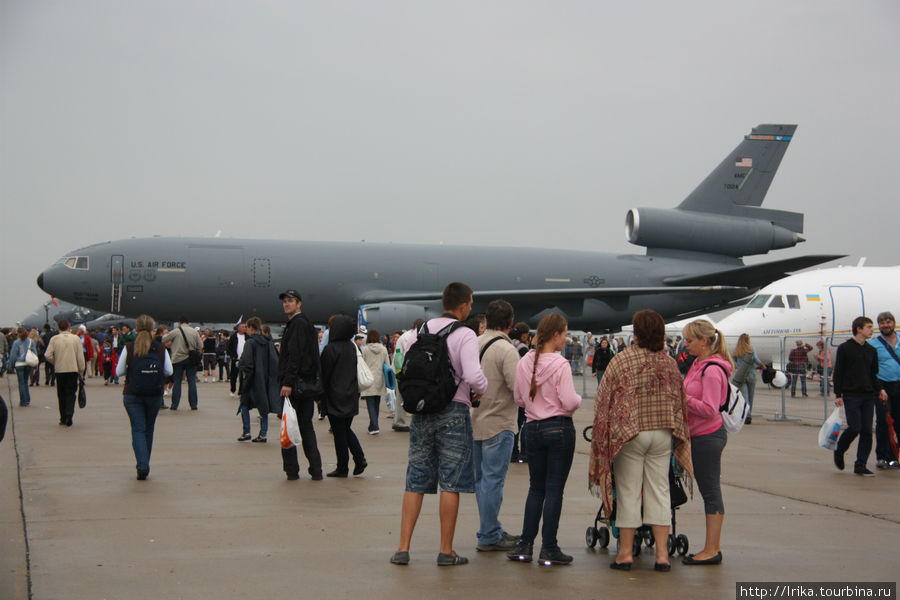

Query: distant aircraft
[37,124,841,333]
[20,299,106,330]
[714,264,900,368]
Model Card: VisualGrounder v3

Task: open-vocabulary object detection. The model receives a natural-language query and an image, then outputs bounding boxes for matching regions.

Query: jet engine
[357,302,436,335]
[625,208,803,257]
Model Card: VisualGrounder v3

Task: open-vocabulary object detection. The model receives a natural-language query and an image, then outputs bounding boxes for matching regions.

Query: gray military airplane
[37,124,841,333]
[20,299,107,330]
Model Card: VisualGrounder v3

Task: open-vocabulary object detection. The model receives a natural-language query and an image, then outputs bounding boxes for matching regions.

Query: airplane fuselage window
[787,295,801,309]
[768,295,785,308]
[747,295,770,308]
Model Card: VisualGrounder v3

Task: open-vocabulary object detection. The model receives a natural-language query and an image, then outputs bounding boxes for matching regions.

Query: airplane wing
[359,285,748,303]
[662,254,845,288]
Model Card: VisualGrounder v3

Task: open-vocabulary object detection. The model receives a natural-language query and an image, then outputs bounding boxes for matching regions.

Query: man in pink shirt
[390,282,488,567]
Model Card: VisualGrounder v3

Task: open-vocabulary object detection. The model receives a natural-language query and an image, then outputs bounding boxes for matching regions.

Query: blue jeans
[790,373,807,396]
[519,417,575,549]
[363,395,380,431]
[473,430,515,545]
[124,394,162,471]
[240,405,269,437]
[171,359,198,409]
[16,366,33,405]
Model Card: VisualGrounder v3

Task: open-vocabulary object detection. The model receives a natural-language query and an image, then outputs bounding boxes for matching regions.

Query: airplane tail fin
[626,124,806,258]
[678,123,801,232]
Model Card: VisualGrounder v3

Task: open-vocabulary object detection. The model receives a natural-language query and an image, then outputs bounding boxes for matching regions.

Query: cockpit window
[787,295,801,309]
[768,295,785,308]
[746,295,770,308]
[58,256,89,270]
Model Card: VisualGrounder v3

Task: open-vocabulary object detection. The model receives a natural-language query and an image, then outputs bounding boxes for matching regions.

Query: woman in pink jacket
[681,319,733,566]
[506,314,583,567]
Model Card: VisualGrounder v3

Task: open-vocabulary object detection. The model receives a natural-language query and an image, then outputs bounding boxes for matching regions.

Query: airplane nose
[37,272,45,292]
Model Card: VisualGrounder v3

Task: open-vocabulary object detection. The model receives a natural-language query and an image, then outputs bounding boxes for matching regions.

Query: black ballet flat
[610,561,632,571]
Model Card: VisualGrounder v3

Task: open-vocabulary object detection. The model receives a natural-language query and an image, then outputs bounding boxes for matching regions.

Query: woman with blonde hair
[506,314,582,566]
[116,315,173,480]
[732,334,766,424]
[590,310,692,571]
[680,319,732,565]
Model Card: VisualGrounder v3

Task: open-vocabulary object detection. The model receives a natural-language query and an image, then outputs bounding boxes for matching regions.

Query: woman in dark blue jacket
[320,315,367,477]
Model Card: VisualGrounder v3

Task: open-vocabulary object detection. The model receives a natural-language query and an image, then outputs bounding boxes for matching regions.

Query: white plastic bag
[385,388,396,412]
[819,407,842,450]
[280,397,302,449]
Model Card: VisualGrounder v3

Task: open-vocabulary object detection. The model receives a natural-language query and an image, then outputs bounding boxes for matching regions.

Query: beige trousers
[612,429,672,528]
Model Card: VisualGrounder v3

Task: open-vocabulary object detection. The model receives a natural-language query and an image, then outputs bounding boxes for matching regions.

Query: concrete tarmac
[2,374,898,600]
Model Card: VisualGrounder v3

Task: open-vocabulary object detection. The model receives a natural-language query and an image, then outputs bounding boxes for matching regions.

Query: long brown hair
[529,313,568,399]
[733,333,753,358]
[133,315,155,357]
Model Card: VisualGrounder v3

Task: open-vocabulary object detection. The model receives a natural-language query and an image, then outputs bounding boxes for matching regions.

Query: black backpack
[398,319,464,415]
[127,341,166,396]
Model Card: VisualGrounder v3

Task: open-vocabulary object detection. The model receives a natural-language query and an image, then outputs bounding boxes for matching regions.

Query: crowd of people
[3,286,897,572]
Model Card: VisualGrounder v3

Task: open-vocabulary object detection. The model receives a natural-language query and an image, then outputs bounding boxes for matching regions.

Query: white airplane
[714,264,900,368]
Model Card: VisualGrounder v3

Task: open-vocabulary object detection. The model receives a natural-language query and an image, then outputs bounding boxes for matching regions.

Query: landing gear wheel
[586,526,598,548]
[667,534,677,557]
[676,534,689,556]
[598,527,610,549]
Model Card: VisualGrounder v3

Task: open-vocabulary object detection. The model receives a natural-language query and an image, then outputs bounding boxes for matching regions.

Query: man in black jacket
[277,290,323,481]
[833,316,882,476]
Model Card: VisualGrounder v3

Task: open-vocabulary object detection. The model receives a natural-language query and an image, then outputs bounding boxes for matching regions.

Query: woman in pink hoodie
[681,319,733,566]
[506,314,583,567]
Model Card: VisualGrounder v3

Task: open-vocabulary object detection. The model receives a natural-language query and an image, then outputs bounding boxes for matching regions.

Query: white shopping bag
[385,388,396,412]
[280,397,302,449]
[818,407,842,451]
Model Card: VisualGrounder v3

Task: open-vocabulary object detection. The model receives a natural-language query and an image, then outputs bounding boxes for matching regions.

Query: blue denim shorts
[406,402,475,494]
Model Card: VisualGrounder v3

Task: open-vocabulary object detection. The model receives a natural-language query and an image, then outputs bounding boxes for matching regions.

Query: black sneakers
[854,467,875,477]
[833,450,845,471]
[506,541,533,562]
[538,546,573,566]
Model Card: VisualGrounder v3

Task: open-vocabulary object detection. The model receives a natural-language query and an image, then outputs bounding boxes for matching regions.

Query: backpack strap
[701,361,730,411]
[877,336,900,368]
[479,336,505,362]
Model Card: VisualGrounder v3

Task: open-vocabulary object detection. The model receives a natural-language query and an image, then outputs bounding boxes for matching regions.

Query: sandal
[437,552,468,566]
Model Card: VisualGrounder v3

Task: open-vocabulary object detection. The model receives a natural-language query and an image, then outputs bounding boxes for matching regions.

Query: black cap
[279,289,302,301]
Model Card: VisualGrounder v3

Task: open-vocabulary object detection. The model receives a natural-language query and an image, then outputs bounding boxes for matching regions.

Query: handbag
[179,327,203,368]
[78,378,87,408]
[357,346,374,390]
[25,341,40,368]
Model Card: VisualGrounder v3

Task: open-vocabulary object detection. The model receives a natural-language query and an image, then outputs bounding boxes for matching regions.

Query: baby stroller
[583,426,690,557]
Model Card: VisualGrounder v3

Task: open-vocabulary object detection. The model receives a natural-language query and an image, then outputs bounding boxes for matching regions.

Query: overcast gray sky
[2,0,898,325]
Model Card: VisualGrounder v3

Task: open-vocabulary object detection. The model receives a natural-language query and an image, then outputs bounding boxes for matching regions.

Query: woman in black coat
[320,315,367,477]
[237,317,280,442]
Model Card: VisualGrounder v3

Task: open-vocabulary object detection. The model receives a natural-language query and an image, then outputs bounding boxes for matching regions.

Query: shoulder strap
[877,336,900,367]
[126,341,135,373]
[479,336,505,362]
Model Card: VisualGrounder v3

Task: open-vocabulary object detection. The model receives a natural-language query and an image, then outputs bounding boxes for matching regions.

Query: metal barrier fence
[574,332,839,423]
